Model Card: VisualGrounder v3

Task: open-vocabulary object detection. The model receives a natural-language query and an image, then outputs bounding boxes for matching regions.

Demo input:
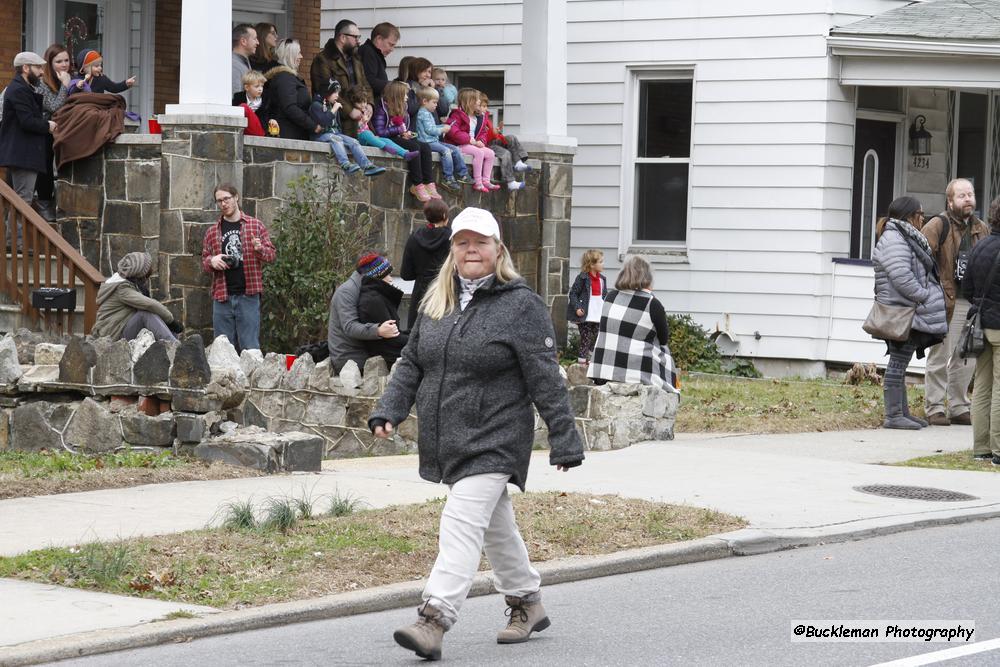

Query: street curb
[2,506,999,666]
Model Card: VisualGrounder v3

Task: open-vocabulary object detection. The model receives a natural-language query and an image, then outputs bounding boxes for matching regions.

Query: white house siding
[320,0,916,367]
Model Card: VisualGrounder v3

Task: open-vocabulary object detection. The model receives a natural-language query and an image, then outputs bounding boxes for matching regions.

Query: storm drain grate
[854,485,979,502]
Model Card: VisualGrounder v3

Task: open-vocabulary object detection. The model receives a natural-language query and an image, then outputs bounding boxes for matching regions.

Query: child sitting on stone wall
[308,78,385,176]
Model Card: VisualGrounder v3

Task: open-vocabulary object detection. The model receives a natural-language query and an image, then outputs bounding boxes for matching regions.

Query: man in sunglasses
[310,19,370,137]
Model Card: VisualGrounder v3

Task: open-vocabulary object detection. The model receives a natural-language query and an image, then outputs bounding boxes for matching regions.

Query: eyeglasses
[343,32,361,40]
[215,195,235,205]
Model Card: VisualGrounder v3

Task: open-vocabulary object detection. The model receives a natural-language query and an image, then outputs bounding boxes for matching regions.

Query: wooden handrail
[0,179,105,333]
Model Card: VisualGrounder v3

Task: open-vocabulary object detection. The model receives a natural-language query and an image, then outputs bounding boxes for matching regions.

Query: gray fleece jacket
[369,277,584,491]
[327,272,381,373]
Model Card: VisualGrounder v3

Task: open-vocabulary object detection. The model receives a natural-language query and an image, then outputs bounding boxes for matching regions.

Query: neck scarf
[458,274,494,310]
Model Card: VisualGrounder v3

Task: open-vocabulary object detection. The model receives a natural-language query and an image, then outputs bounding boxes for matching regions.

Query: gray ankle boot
[883,385,921,430]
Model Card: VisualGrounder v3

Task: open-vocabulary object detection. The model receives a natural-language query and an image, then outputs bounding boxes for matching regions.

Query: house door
[851,119,896,260]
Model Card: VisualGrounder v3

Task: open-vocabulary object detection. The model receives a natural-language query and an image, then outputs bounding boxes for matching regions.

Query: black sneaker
[973,453,993,461]
[993,455,1000,466]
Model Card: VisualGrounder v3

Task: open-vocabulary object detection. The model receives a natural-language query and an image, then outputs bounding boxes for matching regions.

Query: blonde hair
[420,238,521,320]
[431,67,447,78]
[416,86,439,103]
[275,38,300,70]
[615,255,653,291]
[479,92,490,105]
[242,70,266,87]
[457,88,480,116]
[580,249,604,274]
[383,80,409,118]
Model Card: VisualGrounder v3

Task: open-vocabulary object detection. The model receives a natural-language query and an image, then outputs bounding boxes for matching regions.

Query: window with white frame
[632,75,693,243]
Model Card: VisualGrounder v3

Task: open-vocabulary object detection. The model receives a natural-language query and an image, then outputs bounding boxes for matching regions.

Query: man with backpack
[921,178,990,425]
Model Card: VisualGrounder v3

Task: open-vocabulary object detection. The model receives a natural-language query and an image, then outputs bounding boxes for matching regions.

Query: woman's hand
[575,308,584,317]
[57,70,71,88]
[373,422,394,439]
[378,320,399,338]
[350,107,362,120]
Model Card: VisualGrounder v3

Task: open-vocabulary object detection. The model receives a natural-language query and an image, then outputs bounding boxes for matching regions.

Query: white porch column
[518,0,576,148]
[164,0,242,116]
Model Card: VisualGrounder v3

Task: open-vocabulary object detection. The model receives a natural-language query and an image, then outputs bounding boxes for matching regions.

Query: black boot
[883,384,921,430]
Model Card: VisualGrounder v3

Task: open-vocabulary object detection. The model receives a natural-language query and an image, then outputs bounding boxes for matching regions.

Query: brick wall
[291,0,321,84]
[154,0,182,114]
[0,2,23,91]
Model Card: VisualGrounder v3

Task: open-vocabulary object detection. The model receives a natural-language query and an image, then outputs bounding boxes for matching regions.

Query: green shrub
[667,314,761,378]
[261,168,374,353]
[667,314,723,373]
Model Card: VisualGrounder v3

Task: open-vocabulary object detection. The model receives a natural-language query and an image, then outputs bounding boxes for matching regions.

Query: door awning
[828,0,1000,88]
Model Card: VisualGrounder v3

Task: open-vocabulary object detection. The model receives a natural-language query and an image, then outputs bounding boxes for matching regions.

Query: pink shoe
[486,181,501,191]
[472,180,490,193]
[409,184,432,202]
[425,183,443,199]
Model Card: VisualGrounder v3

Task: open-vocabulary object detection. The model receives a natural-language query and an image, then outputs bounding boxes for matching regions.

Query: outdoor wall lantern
[909,115,933,156]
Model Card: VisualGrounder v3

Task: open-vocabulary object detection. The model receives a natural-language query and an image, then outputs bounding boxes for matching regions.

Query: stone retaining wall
[0,331,678,464]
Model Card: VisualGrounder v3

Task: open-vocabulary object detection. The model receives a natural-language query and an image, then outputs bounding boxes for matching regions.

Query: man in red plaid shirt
[202,183,276,351]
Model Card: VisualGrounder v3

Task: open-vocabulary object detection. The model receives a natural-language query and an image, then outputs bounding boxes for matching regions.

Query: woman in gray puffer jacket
[872,196,947,429]
[369,207,584,661]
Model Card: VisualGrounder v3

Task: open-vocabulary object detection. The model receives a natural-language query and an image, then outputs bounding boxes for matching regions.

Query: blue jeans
[213,293,261,352]
[317,132,371,168]
[424,141,468,178]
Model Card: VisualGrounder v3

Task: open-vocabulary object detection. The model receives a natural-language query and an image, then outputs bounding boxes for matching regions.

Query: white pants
[424,472,541,626]
[925,297,975,417]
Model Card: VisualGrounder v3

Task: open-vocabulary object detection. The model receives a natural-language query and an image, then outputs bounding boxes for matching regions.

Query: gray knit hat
[118,252,153,279]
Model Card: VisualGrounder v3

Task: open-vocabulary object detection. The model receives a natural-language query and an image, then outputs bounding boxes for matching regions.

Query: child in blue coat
[415,86,471,191]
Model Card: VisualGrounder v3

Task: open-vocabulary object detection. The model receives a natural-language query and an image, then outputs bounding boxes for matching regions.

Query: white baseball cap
[450,207,501,240]
[13,51,46,67]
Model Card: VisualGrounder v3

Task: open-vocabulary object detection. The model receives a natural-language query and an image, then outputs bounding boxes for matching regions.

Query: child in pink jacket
[444,88,498,193]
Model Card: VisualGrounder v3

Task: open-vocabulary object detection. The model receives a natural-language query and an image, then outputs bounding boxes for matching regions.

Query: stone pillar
[165,0,242,117]
[156,115,246,340]
[519,0,576,149]
[533,146,577,345]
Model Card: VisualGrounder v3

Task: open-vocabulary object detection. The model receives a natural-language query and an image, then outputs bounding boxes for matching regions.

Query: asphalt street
[56,517,1000,667]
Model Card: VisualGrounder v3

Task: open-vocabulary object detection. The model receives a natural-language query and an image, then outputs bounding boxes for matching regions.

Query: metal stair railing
[0,179,105,333]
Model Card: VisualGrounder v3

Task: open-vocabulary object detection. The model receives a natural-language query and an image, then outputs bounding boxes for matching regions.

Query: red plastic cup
[285,354,296,370]
[148,118,161,134]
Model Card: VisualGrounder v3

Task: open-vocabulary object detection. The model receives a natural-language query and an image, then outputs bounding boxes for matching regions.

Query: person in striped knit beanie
[357,252,409,367]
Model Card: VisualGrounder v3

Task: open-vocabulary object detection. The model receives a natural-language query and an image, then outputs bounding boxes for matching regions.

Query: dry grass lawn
[892,450,1000,473]
[0,450,261,499]
[675,373,921,434]
[0,492,746,609]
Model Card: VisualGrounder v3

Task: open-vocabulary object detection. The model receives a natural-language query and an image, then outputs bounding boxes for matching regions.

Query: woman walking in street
[871,196,947,429]
[961,196,1000,463]
[369,206,584,661]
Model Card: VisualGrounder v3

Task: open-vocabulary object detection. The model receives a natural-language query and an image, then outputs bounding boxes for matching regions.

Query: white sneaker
[507,180,525,190]
[514,160,531,172]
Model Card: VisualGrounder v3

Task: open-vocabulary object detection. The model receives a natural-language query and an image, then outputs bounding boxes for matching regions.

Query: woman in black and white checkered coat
[587,255,677,392]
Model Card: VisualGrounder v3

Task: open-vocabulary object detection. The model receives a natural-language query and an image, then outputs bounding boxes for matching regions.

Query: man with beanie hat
[0,51,56,246]
[92,252,181,341]
[327,249,403,373]
[357,253,409,368]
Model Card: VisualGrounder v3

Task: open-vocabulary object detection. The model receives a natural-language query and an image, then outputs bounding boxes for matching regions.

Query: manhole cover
[854,485,978,502]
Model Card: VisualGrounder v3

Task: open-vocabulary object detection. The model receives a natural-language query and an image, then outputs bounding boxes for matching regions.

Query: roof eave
[828,34,1000,58]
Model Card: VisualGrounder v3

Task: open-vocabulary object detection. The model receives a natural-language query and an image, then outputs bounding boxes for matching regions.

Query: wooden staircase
[0,180,104,334]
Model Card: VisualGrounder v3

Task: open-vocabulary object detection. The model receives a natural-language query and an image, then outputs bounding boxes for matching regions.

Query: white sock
[514,160,529,172]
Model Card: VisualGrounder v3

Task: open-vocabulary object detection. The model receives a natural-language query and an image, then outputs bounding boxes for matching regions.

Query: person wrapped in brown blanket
[51,93,125,168]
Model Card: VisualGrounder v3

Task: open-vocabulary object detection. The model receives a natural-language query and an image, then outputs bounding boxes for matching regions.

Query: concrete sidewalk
[2,425,999,662]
